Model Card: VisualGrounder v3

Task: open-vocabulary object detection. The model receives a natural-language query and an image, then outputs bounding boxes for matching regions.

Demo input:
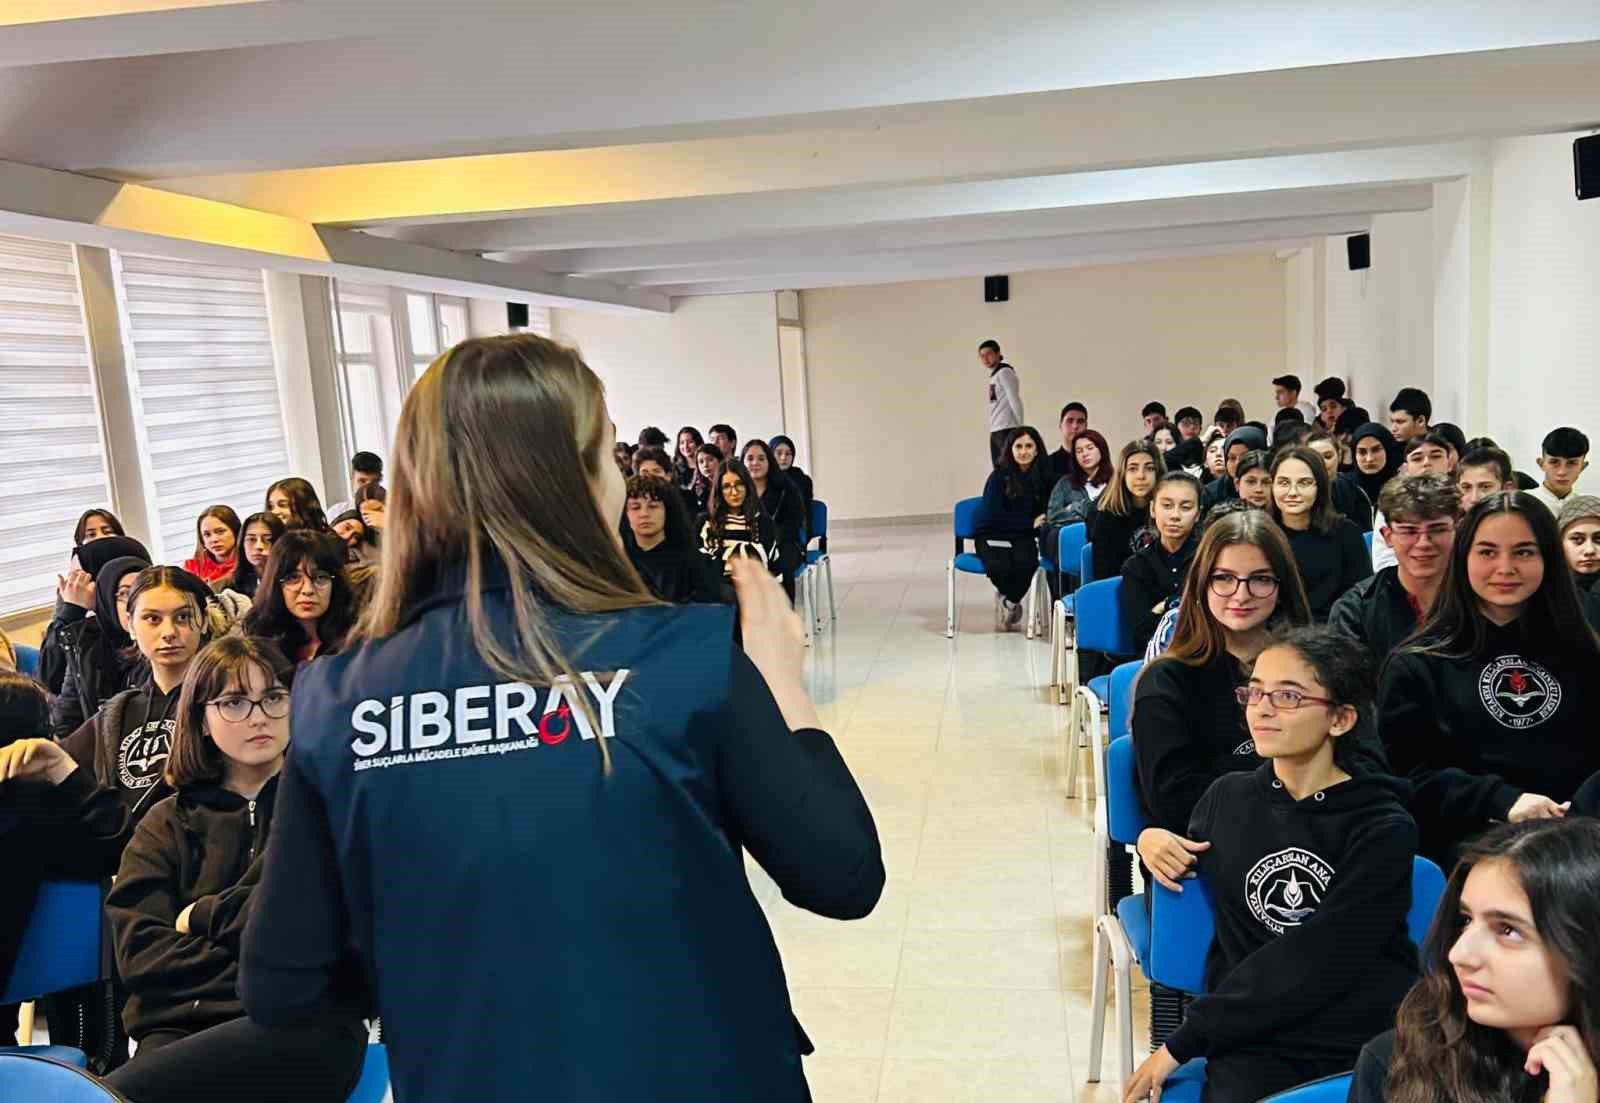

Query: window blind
[114,253,289,563]
[0,235,113,617]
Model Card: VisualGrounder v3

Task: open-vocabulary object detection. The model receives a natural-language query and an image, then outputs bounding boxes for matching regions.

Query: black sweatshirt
[1328,566,1421,661]
[1332,473,1375,532]
[1133,654,1256,834]
[1284,519,1373,621]
[61,680,180,826]
[980,466,1049,535]
[1118,534,1198,652]
[1088,501,1150,582]
[106,775,279,1038]
[628,540,726,605]
[1379,623,1600,862]
[759,478,807,577]
[1165,766,1419,1068]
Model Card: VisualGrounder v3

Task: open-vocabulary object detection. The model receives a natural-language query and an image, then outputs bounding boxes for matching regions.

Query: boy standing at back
[1531,427,1590,514]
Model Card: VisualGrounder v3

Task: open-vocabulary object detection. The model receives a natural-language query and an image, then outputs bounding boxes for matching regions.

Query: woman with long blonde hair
[239,334,884,1103]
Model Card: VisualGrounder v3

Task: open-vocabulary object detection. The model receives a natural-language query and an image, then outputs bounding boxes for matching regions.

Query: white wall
[1486,133,1600,469]
[804,254,1287,520]
[552,293,784,449]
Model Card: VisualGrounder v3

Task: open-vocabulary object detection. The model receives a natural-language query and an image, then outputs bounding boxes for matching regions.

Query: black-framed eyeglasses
[280,570,334,591]
[206,688,291,723]
[1207,572,1280,597]
[1234,686,1335,710]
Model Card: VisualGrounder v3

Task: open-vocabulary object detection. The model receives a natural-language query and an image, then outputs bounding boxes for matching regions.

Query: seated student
[1213,402,1243,438]
[1133,510,1313,889]
[1201,425,1268,509]
[1044,403,1090,484]
[1531,426,1590,515]
[1330,474,1459,660]
[242,530,356,664]
[1142,401,1168,436]
[674,426,705,491]
[350,450,383,495]
[104,637,367,1103]
[182,506,240,586]
[0,674,130,1027]
[1269,446,1372,621]
[1307,428,1374,531]
[1313,376,1347,430]
[1431,423,1467,470]
[690,442,723,517]
[1128,627,1419,1103]
[1042,428,1113,563]
[622,476,725,605]
[329,509,378,567]
[1351,817,1600,1103]
[612,441,636,478]
[742,440,807,599]
[1142,500,1257,661]
[353,483,386,535]
[39,509,131,697]
[264,478,330,532]
[1457,445,1516,512]
[636,425,670,450]
[1404,432,1455,478]
[708,423,738,462]
[1201,431,1227,484]
[1119,472,1202,652]
[1557,495,1600,596]
[1334,406,1371,473]
[1379,492,1600,866]
[1272,406,1308,449]
[216,512,285,603]
[631,446,675,483]
[769,435,814,517]
[1232,450,1274,510]
[1173,406,1203,441]
[1272,372,1320,423]
[49,541,153,739]
[1388,387,1433,444]
[61,567,224,823]
[699,458,776,580]
[1087,440,1163,582]
[976,426,1053,629]
[1151,424,1178,456]
[1352,422,1403,511]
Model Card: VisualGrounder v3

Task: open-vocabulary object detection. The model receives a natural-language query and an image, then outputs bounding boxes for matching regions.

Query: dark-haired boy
[1173,406,1203,441]
[1141,401,1167,436]
[350,451,383,494]
[1387,388,1431,443]
[1046,402,1089,483]
[1532,427,1590,514]
[1456,447,1515,512]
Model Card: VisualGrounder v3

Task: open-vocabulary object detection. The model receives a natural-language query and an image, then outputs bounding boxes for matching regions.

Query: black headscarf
[75,535,150,579]
[1350,422,1402,507]
[90,556,150,676]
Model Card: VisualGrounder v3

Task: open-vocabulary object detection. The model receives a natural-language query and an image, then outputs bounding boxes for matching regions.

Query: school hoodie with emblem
[60,678,179,827]
[1379,622,1600,862]
[1165,765,1419,1069]
[238,564,885,1103]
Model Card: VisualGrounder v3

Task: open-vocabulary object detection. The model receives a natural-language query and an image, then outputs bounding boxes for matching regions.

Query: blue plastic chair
[0,1052,125,1100]
[1363,530,1374,554]
[1107,660,1143,744]
[1261,1072,1356,1101]
[347,1044,390,1103]
[802,500,835,632]
[946,496,992,638]
[14,644,40,679]
[0,881,103,1068]
[1084,734,1150,1084]
[1063,578,1137,798]
[1048,524,1089,694]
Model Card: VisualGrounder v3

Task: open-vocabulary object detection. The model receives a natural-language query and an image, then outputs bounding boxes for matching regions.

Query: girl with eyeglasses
[1379,492,1600,867]
[1270,446,1373,621]
[103,636,367,1103]
[1125,626,1418,1103]
[242,530,355,664]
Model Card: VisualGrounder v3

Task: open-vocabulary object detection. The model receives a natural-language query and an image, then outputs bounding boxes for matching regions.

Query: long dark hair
[1269,446,1342,534]
[740,439,789,498]
[190,504,241,566]
[223,511,286,598]
[242,529,355,658]
[674,426,704,485]
[73,508,125,547]
[1067,428,1114,490]
[998,425,1051,504]
[1400,492,1600,662]
[122,566,226,667]
[264,477,329,531]
[621,475,696,554]
[710,458,764,535]
[1388,818,1600,1103]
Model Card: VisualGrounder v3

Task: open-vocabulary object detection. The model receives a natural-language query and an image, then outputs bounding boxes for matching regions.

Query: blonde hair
[350,334,661,770]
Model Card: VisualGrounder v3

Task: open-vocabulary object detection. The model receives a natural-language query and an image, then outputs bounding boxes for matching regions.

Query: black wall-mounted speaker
[1347,234,1371,271]
[1576,134,1600,200]
[507,302,530,329]
[984,275,1009,303]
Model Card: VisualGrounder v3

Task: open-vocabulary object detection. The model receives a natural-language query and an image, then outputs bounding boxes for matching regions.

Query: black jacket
[979,465,1049,536]
[628,540,726,605]
[61,680,179,827]
[1380,624,1600,863]
[783,466,815,519]
[1118,534,1198,652]
[1133,654,1256,834]
[107,776,280,1038]
[1332,473,1375,532]
[759,477,807,578]
[1327,567,1422,660]
[1165,766,1418,1068]
[1087,501,1150,582]
[1349,1030,1394,1103]
[1284,519,1372,621]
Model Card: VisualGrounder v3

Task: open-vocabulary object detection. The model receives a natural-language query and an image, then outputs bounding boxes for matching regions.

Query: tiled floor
[748,522,1144,1103]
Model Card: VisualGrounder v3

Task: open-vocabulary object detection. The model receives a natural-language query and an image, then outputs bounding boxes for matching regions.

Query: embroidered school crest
[1478,656,1561,730]
[1245,847,1333,935]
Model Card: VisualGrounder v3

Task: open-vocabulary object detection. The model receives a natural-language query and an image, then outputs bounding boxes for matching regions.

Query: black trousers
[989,429,1013,466]
[1201,1047,1355,1103]
[977,534,1037,603]
[106,1014,367,1103]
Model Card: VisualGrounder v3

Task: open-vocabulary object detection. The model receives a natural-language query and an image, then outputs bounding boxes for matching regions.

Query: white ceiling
[1,0,1597,308]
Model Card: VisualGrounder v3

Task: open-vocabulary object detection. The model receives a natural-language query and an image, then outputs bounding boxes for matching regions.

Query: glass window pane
[438,301,468,350]
[338,309,373,355]
[406,293,437,356]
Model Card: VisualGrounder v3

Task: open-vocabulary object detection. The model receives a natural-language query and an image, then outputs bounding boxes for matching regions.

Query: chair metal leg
[945,559,956,639]
[812,566,826,633]
[1048,601,1061,689]
[824,556,836,625]
[1063,690,1082,799]
[1086,919,1111,1083]
[1115,929,1135,1083]
[801,572,814,647]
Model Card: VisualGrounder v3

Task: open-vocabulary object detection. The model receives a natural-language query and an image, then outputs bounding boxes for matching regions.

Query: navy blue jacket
[240,572,884,1102]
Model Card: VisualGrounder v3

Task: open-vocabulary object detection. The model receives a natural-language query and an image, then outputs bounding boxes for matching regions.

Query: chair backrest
[1149,854,1449,998]
[1075,577,1136,657]
[0,1052,126,1101]
[1364,530,1374,553]
[1079,541,1095,584]
[0,881,103,1005]
[1108,660,1144,742]
[952,497,987,549]
[1104,736,1149,847]
[1259,1072,1356,1102]
[1057,523,1088,580]
[808,499,828,551]
[347,1044,391,1103]
[14,643,40,679]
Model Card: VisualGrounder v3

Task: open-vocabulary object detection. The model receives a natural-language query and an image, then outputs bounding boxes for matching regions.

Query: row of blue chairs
[795,499,836,641]
[1077,658,1444,1100]
[1,881,390,1101]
